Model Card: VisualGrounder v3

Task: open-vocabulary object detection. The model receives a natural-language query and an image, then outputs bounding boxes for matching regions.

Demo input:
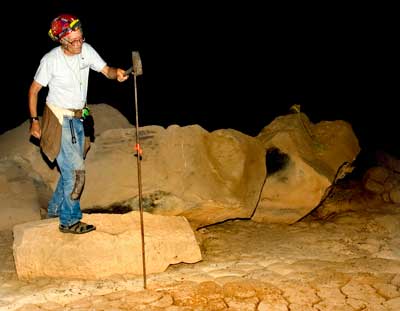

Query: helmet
[48,14,81,42]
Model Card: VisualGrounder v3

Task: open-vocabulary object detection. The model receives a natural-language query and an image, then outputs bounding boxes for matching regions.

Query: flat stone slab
[13,212,202,280]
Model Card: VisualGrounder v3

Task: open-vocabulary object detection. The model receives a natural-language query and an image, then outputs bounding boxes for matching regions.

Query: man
[28,14,129,234]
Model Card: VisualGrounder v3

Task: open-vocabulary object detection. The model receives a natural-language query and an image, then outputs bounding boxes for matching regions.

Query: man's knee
[71,170,85,200]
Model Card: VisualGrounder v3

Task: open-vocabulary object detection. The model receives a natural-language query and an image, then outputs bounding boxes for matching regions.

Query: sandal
[59,221,96,234]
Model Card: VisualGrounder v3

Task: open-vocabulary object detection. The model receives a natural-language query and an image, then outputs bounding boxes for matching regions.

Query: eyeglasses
[64,37,85,46]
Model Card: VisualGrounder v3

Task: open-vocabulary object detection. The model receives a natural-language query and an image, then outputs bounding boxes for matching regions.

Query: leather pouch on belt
[82,115,95,141]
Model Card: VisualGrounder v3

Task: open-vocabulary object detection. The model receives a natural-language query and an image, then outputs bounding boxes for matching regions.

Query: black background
[4,2,398,170]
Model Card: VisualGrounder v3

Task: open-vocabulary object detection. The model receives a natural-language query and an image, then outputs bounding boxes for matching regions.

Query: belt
[46,103,84,124]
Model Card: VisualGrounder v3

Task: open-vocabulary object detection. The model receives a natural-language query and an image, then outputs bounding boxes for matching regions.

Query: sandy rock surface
[1,203,399,310]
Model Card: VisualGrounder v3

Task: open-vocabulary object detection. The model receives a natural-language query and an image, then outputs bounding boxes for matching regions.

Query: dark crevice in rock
[84,205,132,214]
[265,147,289,175]
[196,218,251,230]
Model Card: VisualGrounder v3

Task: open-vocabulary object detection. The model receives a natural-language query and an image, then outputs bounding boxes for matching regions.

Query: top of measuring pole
[132,51,143,76]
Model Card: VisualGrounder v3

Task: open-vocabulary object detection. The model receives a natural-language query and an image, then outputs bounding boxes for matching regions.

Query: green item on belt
[82,107,90,119]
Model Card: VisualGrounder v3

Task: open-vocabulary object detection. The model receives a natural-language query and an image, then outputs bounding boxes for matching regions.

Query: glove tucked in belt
[67,109,83,119]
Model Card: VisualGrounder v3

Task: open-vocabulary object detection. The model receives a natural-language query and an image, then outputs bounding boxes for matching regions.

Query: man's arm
[28,80,43,139]
[101,65,129,82]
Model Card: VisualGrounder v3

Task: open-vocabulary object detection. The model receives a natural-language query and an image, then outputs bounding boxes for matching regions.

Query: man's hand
[116,68,129,82]
[30,121,41,139]
[101,66,129,82]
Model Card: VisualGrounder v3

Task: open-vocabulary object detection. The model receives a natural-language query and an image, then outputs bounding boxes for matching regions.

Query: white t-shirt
[34,43,107,109]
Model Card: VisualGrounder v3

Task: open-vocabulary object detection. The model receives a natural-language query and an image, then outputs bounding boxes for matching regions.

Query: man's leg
[47,176,64,218]
[57,117,93,232]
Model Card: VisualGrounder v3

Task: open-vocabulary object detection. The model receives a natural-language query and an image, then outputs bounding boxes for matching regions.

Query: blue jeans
[48,117,85,226]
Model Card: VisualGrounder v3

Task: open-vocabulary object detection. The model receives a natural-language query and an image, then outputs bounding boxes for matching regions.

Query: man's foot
[47,214,58,219]
[59,221,96,234]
